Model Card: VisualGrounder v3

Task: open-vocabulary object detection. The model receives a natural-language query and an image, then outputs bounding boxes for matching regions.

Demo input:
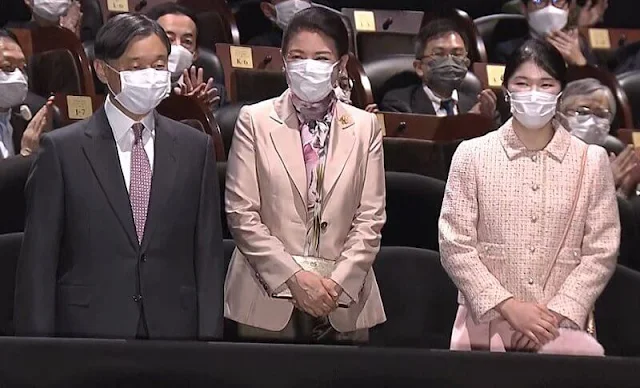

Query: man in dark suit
[0,28,56,234]
[380,19,498,121]
[494,0,597,66]
[14,14,224,340]
[146,3,228,111]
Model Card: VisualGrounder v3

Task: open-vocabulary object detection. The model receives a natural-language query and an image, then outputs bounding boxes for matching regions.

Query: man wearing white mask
[14,14,225,340]
[494,0,597,66]
[146,3,227,111]
[0,28,56,235]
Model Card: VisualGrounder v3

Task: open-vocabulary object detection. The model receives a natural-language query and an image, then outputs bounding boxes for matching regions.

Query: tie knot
[132,123,144,142]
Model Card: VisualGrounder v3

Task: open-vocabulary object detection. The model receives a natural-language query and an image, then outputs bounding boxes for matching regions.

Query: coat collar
[499,118,572,162]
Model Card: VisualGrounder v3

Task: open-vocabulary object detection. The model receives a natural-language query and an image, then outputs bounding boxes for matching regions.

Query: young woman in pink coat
[439,39,620,353]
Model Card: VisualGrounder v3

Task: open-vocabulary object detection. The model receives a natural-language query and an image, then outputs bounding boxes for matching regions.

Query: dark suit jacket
[14,107,225,340]
[494,34,598,66]
[379,84,479,115]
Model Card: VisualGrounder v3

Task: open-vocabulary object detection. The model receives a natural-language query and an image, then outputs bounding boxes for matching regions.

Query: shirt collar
[104,95,155,143]
[423,84,459,105]
[499,118,572,162]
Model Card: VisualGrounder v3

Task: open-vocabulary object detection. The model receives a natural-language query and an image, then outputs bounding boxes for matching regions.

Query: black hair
[0,29,22,50]
[145,2,198,31]
[522,0,574,5]
[503,39,568,87]
[94,13,171,62]
[414,18,469,59]
[282,7,349,57]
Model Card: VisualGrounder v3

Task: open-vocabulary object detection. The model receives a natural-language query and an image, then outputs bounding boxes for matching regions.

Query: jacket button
[133,295,142,302]
[320,221,328,230]
[141,254,147,262]
[528,278,534,285]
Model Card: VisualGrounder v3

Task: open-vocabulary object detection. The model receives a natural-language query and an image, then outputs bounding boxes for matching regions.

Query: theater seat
[596,264,640,356]
[363,55,483,105]
[217,162,231,240]
[383,172,444,251]
[194,48,225,88]
[370,246,458,349]
[474,14,528,63]
[616,70,640,129]
[603,135,626,156]
[214,101,252,156]
[0,233,22,336]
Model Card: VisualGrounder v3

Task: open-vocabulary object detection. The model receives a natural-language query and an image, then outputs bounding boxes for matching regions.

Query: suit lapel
[269,91,307,203]
[323,103,355,200]
[412,85,436,115]
[140,114,178,251]
[82,107,138,249]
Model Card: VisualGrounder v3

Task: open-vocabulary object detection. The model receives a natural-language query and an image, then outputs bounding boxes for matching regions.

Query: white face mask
[107,66,171,115]
[0,69,29,110]
[274,0,311,29]
[168,45,194,80]
[32,0,72,22]
[286,59,338,103]
[528,5,569,36]
[565,114,610,146]
[509,90,560,130]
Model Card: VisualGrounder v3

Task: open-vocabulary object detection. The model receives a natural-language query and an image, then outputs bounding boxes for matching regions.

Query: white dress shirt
[104,96,155,193]
[423,85,459,117]
[0,110,15,158]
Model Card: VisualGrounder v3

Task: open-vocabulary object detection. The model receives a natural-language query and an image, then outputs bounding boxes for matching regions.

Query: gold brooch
[338,115,350,125]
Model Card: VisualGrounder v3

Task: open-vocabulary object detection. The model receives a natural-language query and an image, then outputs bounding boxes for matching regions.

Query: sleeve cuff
[471,287,513,324]
[547,293,589,329]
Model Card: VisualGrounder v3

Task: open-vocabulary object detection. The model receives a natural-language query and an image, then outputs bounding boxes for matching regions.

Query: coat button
[141,254,147,262]
[530,247,536,253]
[532,154,538,162]
[133,295,142,302]
[528,278,534,285]
[531,215,538,223]
[532,184,539,191]
[320,221,328,231]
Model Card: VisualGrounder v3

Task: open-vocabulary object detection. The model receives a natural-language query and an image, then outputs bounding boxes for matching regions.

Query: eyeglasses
[530,0,569,9]
[420,53,470,66]
[565,106,613,121]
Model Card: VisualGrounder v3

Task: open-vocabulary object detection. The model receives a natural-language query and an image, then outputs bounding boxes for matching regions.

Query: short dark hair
[94,13,171,62]
[282,7,349,58]
[145,2,199,32]
[0,29,22,50]
[503,39,568,87]
[414,19,469,59]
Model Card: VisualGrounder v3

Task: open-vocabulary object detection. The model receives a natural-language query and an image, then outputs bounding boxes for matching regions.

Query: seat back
[474,14,527,63]
[596,264,640,356]
[194,48,226,89]
[156,94,226,160]
[382,172,444,251]
[214,101,251,157]
[345,53,375,109]
[231,69,287,103]
[382,137,461,181]
[370,246,457,349]
[356,32,416,64]
[616,70,640,129]
[0,233,23,336]
[342,8,424,34]
[218,163,231,240]
[11,26,96,96]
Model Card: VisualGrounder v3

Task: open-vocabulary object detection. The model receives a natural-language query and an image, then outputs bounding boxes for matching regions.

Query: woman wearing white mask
[225,7,386,344]
[558,78,640,198]
[494,0,596,67]
[440,39,619,354]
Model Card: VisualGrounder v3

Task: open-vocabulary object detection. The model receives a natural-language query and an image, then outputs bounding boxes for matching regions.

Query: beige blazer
[439,120,620,330]
[224,90,387,332]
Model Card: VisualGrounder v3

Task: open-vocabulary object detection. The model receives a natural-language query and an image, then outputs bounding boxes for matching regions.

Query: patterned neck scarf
[294,97,336,257]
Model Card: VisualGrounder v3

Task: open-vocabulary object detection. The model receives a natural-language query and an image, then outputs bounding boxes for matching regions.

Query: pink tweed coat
[439,119,620,350]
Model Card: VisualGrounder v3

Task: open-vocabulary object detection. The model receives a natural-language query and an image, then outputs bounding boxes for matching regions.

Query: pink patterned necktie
[130,123,151,243]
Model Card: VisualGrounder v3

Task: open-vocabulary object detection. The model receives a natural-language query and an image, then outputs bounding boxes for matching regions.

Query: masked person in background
[558,78,640,199]
[495,0,597,66]
[147,3,227,112]
[225,7,386,344]
[14,14,225,340]
[249,0,340,48]
[440,39,619,355]
[335,71,379,113]
[380,19,500,124]
[0,28,57,237]
[21,0,82,37]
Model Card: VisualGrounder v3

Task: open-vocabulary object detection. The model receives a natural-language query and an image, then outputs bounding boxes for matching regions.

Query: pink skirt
[450,305,514,351]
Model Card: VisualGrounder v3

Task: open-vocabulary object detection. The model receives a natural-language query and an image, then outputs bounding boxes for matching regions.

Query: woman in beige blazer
[439,39,620,353]
[224,7,386,343]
